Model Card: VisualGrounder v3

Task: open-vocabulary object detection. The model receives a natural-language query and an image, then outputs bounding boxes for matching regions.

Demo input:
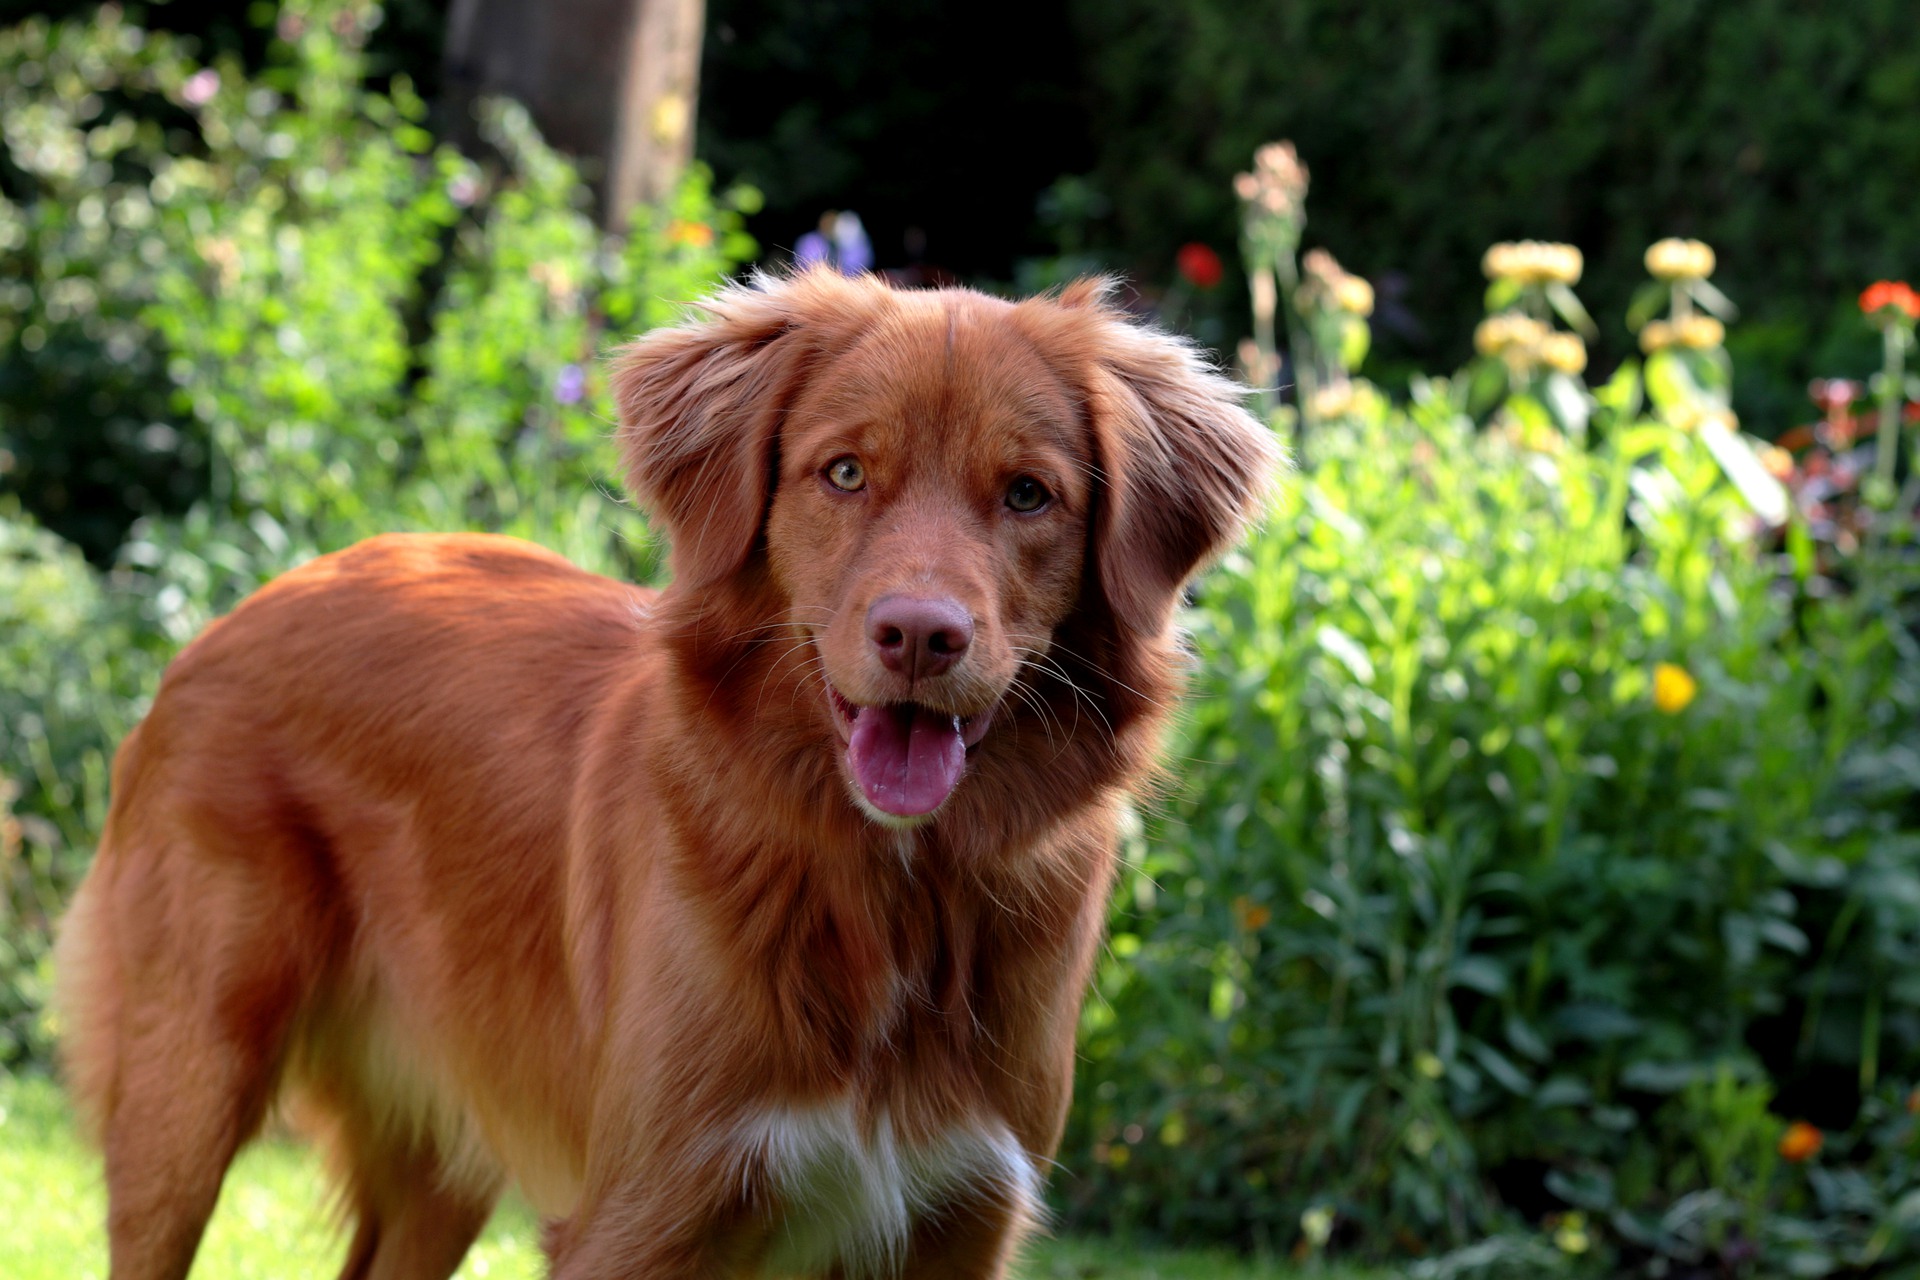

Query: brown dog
[55,269,1278,1278]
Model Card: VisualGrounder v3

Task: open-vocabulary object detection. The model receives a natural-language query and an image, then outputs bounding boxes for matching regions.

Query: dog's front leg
[545,1174,752,1280]
[899,1186,1037,1280]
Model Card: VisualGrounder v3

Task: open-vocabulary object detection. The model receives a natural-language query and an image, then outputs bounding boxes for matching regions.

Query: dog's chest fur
[735,1097,1038,1276]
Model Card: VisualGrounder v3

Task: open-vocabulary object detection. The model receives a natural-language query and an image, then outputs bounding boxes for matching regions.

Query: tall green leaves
[1065,396,1919,1267]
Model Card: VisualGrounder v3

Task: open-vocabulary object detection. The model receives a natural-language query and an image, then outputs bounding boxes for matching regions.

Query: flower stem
[1871,322,1907,509]
[1249,267,1277,422]
[1276,248,1315,465]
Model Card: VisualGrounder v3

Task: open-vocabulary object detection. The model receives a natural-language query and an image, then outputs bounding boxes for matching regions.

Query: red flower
[1177,242,1224,290]
[1860,280,1920,321]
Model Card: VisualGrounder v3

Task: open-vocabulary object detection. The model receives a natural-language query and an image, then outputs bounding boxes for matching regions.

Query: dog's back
[56,532,656,1277]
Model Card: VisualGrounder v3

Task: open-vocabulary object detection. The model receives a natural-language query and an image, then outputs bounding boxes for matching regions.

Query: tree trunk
[442,0,706,229]
[607,0,705,229]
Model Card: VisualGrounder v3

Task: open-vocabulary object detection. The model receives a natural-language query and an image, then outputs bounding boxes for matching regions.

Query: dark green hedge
[1067,0,1920,421]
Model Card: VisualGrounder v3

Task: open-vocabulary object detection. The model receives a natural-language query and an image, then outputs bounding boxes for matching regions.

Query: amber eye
[824,456,866,492]
[1005,475,1050,513]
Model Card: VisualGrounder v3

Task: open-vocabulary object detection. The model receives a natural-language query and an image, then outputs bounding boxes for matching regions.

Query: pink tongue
[846,704,966,817]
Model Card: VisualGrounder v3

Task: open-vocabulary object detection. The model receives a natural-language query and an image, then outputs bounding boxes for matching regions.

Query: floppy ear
[609,274,841,589]
[1074,292,1284,634]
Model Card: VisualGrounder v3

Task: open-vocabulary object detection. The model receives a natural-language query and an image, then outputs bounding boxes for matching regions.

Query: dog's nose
[867,596,974,681]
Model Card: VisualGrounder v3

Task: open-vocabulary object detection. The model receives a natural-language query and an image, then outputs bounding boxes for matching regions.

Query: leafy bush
[1065,0,1917,416]
[0,0,757,1064]
[1062,170,1920,1273]
[0,507,160,1064]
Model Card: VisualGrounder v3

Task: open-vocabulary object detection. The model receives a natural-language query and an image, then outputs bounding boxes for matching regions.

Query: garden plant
[4,4,1920,1278]
[1064,151,1920,1277]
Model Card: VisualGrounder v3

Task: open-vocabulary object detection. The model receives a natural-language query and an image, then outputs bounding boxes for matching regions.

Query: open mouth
[827,684,996,818]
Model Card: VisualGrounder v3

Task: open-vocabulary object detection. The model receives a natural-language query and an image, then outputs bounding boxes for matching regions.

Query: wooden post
[442,0,706,229]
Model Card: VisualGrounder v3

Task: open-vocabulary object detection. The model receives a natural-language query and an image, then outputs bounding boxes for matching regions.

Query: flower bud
[1333,275,1375,316]
[1676,315,1725,349]
[1540,332,1587,375]
[1645,238,1715,281]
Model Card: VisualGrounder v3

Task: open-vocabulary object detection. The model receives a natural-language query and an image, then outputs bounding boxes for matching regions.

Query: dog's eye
[1005,476,1051,513]
[824,456,866,492]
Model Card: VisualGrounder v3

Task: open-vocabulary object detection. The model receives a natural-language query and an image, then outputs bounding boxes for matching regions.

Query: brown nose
[868,596,974,681]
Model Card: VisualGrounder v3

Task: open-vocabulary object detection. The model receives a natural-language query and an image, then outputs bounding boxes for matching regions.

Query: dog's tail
[51,724,143,1148]
[53,847,122,1147]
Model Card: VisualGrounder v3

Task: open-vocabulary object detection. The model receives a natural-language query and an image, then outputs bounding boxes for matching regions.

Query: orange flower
[667,219,715,249]
[1233,895,1273,931]
[1779,1121,1823,1162]
[1860,281,1920,322]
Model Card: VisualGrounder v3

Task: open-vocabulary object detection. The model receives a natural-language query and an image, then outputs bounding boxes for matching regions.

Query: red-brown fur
[54,269,1279,1279]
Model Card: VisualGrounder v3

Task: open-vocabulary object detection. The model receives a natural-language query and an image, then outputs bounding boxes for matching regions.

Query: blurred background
[5,2,1920,1277]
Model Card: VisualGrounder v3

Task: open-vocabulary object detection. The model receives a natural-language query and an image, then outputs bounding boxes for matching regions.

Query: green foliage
[0,510,160,1065]
[0,0,758,1065]
[6,10,1920,1277]
[1066,0,1920,415]
[1063,387,1920,1270]
[0,7,210,560]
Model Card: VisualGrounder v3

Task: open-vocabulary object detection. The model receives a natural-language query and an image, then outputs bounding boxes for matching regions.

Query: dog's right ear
[610,274,849,590]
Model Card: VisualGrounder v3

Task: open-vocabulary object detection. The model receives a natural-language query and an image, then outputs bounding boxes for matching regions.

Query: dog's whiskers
[1007,643,1115,744]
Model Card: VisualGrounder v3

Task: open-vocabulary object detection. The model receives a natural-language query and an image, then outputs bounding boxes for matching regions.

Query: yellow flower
[1473,317,1507,357]
[1645,237,1716,281]
[1333,275,1375,316]
[1473,313,1550,359]
[1639,319,1675,353]
[1653,662,1697,713]
[1309,382,1357,421]
[1539,332,1587,375]
[1675,314,1725,349]
[1553,1212,1591,1255]
[1300,1206,1335,1250]
[1482,240,1582,285]
[1298,249,1374,317]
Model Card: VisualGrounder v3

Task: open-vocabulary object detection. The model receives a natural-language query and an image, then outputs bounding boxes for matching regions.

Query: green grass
[0,1073,1389,1278]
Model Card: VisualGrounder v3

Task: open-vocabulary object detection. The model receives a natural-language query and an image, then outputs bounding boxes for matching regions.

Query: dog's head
[612,270,1279,827]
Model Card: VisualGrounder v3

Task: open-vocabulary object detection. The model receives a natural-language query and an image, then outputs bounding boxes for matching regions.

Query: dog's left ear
[1069,292,1284,635]
[610,274,850,589]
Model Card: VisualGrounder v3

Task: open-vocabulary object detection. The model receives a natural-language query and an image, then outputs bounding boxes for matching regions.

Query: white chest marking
[735,1099,1039,1276]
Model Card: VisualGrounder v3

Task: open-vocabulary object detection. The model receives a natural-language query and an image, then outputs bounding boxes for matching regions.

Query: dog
[54,268,1279,1278]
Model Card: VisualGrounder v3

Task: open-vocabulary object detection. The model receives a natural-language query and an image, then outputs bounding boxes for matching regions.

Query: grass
[0,1073,1390,1279]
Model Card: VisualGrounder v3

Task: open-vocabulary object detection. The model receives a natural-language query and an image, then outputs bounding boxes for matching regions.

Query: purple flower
[794,212,873,274]
[831,212,872,274]
[554,364,586,405]
[795,230,833,269]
